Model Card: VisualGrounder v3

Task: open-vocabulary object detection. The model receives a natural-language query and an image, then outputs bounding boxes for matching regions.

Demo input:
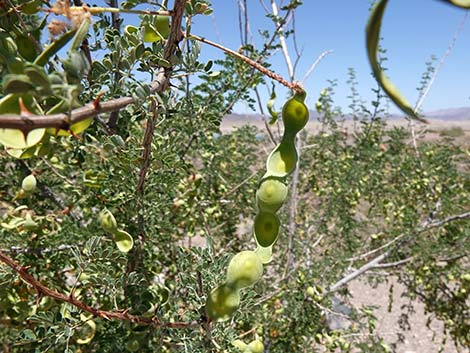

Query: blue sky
[189,1,470,115]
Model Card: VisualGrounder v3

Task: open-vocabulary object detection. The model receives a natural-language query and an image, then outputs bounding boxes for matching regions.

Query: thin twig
[0,0,186,132]
[0,244,77,254]
[327,210,470,294]
[188,34,303,93]
[44,6,172,17]
[270,0,294,78]
[223,170,259,197]
[6,0,42,52]
[136,101,160,196]
[414,11,468,113]
[0,74,167,130]
[107,0,122,132]
[0,250,198,328]
[301,50,334,85]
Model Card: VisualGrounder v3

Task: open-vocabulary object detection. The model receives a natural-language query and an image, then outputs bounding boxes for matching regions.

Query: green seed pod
[156,16,170,39]
[282,91,309,135]
[254,211,280,247]
[248,339,264,353]
[255,245,273,264]
[266,138,297,177]
[21,174,37,193]
[205,283,240,322]
[226,250,263,289]
[114,229,134,253]
[99,209,118,234]
[256,179,288,212]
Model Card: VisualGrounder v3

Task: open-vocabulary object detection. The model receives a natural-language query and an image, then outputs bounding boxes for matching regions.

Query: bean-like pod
[114,229,134,253]
[205,283,241,322]
[282,91,309,135]
[226,250,264,289]
[21,174,37,193]
[256,178,288,212]
[99,209,118,234]
[254,211,280,248]
[265,137,297,178]
[248,339,264,353]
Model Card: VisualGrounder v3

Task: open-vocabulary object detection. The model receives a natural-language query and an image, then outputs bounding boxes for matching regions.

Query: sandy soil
[348,278,460,353]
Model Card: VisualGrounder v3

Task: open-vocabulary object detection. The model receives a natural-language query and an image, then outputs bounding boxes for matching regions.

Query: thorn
[99,312,111,320]
[61,206,72,215]
[35,293,43,306]
[93,91,106,110]
[19,98,34,117]
[70,130,81,140]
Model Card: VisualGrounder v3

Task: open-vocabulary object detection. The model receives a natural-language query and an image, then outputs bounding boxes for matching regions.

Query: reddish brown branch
[188,33,304,93]
[0,75,167,130]
[135,0,186,195]
[0,0,187,131]
[0,250,198,328]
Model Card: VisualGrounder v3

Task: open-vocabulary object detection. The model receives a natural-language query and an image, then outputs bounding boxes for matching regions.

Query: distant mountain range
[225,106,470,122]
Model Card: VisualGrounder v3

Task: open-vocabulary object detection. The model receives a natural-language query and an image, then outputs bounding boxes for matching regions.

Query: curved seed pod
[0,128,45,149]
[254,211,280,248]
[99,209,118,234]
[0,94,46,149]
[256,178,288,212]
[34,30,76,66]
[75,314,96,345]
[366,0,427,123]
[47,118,93,136]
[156,16,171,39]
[205,283,240,322]
[231,339,248,351]
[114,229,134,253]
[248,339,264,353]
[70,17,91,52]
[226,250,264,289]
[437,0,470,8]
[265,137,298,177]
[6,146,35,159]
[21,174,37,193]
[282,91,309,135]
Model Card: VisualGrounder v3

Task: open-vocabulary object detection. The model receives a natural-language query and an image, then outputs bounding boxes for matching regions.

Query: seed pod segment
[226,251,264,289]
[21,174,37,193]
[205,283,241,322]
[254,211,280,248]
[256,178,288,212]
[114,229,134,253]
[282,91,309,135]
[99,209,118,234]
[265,137,298,178]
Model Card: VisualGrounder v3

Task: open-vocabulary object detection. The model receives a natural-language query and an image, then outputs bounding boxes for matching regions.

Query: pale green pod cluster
[99,209,134,253]
[254,91,309,263]
[206,251,263,322]
[21,174,37,193]
[232,338,264,353]
[205,91,309,324]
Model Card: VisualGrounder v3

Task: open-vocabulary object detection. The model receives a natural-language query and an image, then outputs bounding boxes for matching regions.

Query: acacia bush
[0,0,469,352]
